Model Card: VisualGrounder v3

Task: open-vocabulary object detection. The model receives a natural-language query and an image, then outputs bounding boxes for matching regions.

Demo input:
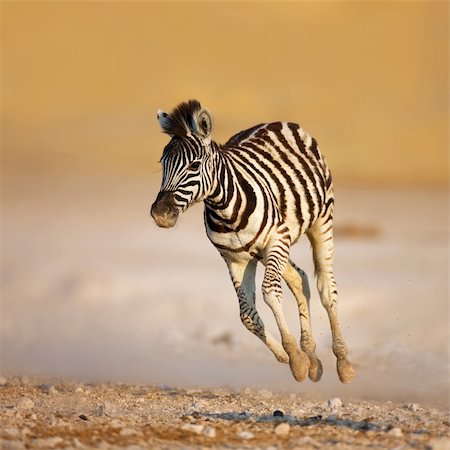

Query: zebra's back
[218,121,333,246]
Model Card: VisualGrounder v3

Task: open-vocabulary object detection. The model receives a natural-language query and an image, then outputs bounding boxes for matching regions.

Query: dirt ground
[0,377,448,450]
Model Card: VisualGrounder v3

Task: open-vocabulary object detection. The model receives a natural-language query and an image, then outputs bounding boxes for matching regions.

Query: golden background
[2,1,448,184]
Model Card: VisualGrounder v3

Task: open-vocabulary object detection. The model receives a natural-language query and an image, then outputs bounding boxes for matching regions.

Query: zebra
[150,100,354,383]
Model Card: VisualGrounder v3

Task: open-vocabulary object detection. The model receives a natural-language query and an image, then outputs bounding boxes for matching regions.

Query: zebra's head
[151,100,215,228]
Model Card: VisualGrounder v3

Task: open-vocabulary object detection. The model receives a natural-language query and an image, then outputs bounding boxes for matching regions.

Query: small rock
[294,436,320,449]
[109,419,124,429]
[120,428,138,436]
[32,437,64,448]
[429,437,450,450]
[181,423,204,435]
[387,427,403,437]
[20,376,31,385]
[48,386,58,395]
[405,403,420,412]
[258,388,273,399]
[0,440,25,450]
[0,376,7,386]
[202,426,216,438]
[103,401,122,417]
[17,398,34,410]
[292,408,306,417]
[94,404,104,416]
[75,386,84,393]
[4,428,20,438]
[273,410,284,417]
[237,431,254,440]
[78,414,89,421]
[327,398,342,410]
[274,423,290,437]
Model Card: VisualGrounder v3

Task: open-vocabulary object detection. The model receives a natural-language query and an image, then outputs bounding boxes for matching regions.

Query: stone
[0,440,26,450]
[32,437,64,448]
[258,389,273,399]
[16,398,34,410]
[202,426,216,438]
[120,428,138,436]
[110,419,124,429]
[405,403,420,412]
[0,376,7,386]
[48,386,58,395]
[274,423,290,437]
[181,423,204,435]
[294,436,320,449]
[237,431,254,440]
[292,408,306,417]
[4,428,20,438]
[327,398,342,411]
[429,437,450,450]
[387,427,403,437]
[273,410,284,417]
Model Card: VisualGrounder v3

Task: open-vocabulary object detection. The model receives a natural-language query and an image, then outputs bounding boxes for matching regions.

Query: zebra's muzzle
[150,191,179,228]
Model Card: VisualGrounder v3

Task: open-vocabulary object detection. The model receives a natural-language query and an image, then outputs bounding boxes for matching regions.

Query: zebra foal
[150,100,354,383]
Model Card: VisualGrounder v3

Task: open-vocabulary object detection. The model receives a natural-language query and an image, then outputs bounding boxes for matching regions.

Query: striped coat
[151,100,354,383]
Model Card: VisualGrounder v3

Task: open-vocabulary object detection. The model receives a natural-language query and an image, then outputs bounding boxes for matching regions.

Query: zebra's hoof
[337,359,355,384]
[308,358,323,382]
[289,350,309,382]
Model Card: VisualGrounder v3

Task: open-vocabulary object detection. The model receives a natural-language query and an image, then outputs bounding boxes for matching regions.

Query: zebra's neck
[204,142,232,210]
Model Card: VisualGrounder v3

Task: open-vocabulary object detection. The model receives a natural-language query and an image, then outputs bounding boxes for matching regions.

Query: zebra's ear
[193,108,214,139]
[157,109,171,131]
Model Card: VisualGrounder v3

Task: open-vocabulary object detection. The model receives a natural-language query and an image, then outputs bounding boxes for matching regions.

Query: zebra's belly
[204,209,304,260]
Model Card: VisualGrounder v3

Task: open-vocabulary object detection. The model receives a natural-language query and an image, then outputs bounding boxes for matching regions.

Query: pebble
[109,419,124,429]
[237,431,254,440]
[428,437,450,450]
[202,426,216,438]
[0,376,7,386]
[102,401,122,417]
[273,410,284,417]
[387,427,403,437]
[294,436,320,448]
[0,440,25,450]
[274,423,290,436]
[181,423,204,435]
[4,428,20,438]
[292,408,306,417]
[258,389,273,399]
[406,403,420,412]
[120,428,138,436]
[16,398,34,410]
[32,437,64,448]
[327,397,343,410]
[75,386,84,393]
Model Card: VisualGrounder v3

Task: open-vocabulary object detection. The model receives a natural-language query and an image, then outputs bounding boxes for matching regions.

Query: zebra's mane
[160,100,202,137]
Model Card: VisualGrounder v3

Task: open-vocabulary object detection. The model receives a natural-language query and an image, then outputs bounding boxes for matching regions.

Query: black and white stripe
[151,100,354,384]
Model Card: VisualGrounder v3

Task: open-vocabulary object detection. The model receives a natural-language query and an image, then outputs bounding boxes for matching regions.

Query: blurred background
[1,2,448,406]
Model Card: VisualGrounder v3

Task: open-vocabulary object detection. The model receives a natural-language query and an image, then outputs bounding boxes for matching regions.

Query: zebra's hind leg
[262,238,310,382]
[283,260,323,382]
[226,258,289,364]
[307,221,355,384]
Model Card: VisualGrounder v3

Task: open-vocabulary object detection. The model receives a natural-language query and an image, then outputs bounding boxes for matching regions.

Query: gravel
[0,376,448,449]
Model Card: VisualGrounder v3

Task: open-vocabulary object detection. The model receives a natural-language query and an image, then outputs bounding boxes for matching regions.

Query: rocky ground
[0,377,448,450]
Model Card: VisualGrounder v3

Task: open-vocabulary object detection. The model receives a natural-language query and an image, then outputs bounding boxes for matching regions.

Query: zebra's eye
[189,161,201,171]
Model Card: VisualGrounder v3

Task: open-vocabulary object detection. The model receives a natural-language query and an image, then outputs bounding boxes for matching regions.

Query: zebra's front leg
[226,258,289,364]
[283,260,323,382]
[262,240,310,382]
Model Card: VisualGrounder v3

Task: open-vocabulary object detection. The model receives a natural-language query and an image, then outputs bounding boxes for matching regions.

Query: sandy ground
[1,173,449,448]
[0,376,449,450]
